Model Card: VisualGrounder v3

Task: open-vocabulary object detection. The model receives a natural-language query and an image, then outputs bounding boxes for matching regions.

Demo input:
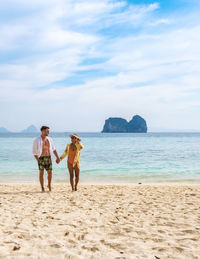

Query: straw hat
[69,133,81,141]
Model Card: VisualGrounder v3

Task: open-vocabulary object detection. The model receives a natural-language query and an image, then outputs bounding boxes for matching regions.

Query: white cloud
[0,0,200,131]
[39,27,99,49]
[0,0,159,90]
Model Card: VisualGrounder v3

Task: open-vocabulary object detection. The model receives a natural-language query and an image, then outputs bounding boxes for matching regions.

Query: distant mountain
[21,125,38,133]
[0,127,10,133]
[102,115,147,133]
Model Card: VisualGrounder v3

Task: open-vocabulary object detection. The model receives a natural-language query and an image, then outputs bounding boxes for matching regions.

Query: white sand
[0,184,200,259]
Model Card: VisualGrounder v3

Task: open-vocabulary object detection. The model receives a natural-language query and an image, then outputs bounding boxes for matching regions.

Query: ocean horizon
[0,132,200,184]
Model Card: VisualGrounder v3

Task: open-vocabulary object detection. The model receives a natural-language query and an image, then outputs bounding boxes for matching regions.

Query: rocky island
[102,115,147,133]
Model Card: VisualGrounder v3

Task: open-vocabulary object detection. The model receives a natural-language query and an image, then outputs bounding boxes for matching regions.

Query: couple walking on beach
[32,126,84,192]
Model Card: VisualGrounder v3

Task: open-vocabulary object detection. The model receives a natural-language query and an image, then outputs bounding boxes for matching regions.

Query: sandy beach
[0,184,199,259]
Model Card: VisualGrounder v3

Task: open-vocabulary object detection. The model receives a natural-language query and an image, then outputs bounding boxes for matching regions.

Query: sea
[0,132,200,184]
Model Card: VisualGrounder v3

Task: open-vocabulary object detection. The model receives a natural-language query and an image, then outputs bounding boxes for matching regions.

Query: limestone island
[102,115,147,133]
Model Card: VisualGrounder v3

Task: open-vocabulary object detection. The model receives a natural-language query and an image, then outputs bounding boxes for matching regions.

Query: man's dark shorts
[38,156,52,171]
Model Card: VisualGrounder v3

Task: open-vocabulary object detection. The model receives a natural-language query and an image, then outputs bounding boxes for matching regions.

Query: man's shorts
[38,156,52,171]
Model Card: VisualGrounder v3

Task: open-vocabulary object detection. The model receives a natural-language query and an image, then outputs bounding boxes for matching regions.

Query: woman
[59,134,84,191]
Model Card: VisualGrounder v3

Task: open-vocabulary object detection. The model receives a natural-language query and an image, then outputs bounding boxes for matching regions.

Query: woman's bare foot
[41,187,45,192]
[47,185,51,192]
[75,186,77,191]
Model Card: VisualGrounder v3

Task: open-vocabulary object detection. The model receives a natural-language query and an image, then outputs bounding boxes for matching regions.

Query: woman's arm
[75,141,84,150]
[60,145,69,161]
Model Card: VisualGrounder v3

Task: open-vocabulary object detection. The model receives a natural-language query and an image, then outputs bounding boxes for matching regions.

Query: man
[32,126,60,192]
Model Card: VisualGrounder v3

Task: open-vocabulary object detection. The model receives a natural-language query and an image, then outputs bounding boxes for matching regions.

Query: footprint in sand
[50,244,62,248]
[182,229,195,234]
[81,245,99,252]
[13,245,20,251]
[77,234,85,240]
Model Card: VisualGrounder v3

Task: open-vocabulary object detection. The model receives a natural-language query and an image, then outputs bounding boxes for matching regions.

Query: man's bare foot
[41,187,45,192]
[47,185,51,192]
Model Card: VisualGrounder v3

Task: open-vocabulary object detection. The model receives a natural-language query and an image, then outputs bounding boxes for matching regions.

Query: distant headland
[0,125,38,133]
[0,127,10,133]
[102,115,147,133]
[21,125,38,133]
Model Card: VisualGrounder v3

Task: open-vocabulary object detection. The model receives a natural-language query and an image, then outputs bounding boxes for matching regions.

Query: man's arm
[49,137,60,163]
[34,155,39,162]
[32,139,39,162]
[53,150,60,160]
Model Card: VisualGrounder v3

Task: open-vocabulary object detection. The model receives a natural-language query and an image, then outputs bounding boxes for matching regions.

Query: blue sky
[0,0,200,131]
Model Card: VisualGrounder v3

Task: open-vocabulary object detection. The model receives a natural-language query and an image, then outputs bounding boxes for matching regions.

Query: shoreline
[0,181,200,186]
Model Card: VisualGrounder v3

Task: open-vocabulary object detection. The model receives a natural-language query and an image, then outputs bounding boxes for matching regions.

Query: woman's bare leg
[68,163,74,191]
[74,165,80,191]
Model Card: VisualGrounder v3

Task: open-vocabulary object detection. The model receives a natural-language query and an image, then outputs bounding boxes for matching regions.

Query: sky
[0,0,200,132]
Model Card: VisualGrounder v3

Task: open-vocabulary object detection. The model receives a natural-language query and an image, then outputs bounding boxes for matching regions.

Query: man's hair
[40,126,50,131]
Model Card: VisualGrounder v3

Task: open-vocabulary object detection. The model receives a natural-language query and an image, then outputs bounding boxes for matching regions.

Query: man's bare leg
[47,170,52,191]
[39,170,45,192]
[74,165,80,191]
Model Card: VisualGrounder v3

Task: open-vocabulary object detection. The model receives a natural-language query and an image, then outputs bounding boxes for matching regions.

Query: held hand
[56,158,60,164]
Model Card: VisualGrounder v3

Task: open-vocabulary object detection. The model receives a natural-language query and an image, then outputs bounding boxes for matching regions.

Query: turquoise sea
[0,132,200,183]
